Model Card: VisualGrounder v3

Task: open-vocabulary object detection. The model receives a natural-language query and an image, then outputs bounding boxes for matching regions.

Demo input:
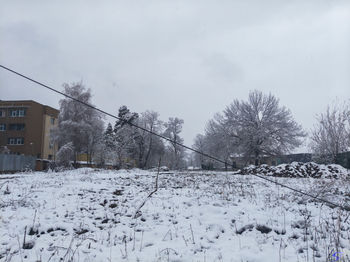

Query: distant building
[335,151,350,169]
[0,100,59,160]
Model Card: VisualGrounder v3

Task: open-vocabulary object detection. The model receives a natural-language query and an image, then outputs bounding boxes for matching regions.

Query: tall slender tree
[164,117,185,169]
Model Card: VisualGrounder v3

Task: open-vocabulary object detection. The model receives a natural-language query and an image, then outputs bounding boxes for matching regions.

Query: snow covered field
[1,166,350,262]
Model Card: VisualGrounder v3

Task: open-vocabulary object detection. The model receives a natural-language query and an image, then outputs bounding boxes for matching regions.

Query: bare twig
[182,235,188,247]
[22,226,27,249]
[16,235,23,262]
[62,237,74,261]
[162,229,172,241]
[32,210,37,229]
[133,158,161,218]
[139,231,144,252]
[159,248,178,255]
[123,235,127,259]
[159,247,179,262]
[47,248,58,262]
[132,228,136,251]
[190,224,195,244]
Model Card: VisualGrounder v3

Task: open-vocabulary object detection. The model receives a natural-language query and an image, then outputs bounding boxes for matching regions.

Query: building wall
[0,100,59,159]
[336,151,350,169]
[42,113,58,160]
[76,153,88,162]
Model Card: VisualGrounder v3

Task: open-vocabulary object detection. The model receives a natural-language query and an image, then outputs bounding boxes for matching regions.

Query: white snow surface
[1,167,350,262]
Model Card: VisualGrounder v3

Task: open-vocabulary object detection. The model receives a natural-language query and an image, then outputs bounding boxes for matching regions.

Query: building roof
[0,100,59,114]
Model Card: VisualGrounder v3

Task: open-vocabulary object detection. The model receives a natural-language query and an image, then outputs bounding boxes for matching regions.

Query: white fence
[0,154,36,172]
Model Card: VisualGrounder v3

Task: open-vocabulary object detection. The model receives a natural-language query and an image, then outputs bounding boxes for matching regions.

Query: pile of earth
[240,162,349,179]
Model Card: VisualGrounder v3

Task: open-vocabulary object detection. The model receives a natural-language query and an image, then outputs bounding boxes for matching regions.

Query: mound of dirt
[241,162,349,179]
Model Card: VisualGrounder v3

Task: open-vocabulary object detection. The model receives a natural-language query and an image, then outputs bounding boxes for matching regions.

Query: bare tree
[93,123,114,166]
[192,134,206,168]
[126,110,165,169]
[222,90,305,165]
[310,103,350,163]
[164,117,185,169]
[204,113,237,170]
[137,111,164,168]
[98,108,166,169]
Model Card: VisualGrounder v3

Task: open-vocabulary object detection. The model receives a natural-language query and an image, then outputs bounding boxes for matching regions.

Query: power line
[1,64,349,212]
[0,65,225,164]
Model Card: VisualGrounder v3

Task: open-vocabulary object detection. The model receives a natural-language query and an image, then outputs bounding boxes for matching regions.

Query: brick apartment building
[0,100,59,160]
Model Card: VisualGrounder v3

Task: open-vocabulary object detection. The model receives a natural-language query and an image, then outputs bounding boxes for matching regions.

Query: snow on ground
[242,162,349,179]
[0,166,350,262]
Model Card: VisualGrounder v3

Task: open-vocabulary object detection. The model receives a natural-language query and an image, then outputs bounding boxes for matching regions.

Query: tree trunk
[138,145,144,169]
[144,127,154,168]
[255,152,259,166]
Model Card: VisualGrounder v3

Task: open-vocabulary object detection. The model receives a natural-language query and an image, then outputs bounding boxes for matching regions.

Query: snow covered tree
[113,106,139,168]
[310,103,350,164]
[193,90,306,167]
[222,90,306,164]
[204,113,237,170]
[164,117,185,169]
[132,110,164,168]
[222,90,305,164]
[56,142,74,167]
[53,82,104,164]
[192,113,237,170]
[192,134,207,168]
[93,123,115,166]
[145,132,165,168]
[112,108,166,169]
[115,105,139,129]
[104,123,115,150]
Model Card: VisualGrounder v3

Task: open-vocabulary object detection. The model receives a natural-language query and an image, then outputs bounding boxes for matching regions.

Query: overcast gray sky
[1,0,349,152]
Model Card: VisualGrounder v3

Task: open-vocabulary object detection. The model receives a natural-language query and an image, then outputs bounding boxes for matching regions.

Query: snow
[242,162,349,179]
[0,165,350,261]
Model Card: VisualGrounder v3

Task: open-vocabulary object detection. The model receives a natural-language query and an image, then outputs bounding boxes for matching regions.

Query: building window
[8,138,16,145]
[50,117,55,125]
[48,154,53,160]
[9,108,26,117]
[16,138,24,144]
[18,109,26,117]
[10,110,17,117]
[7,137,24,145]
[0,110,5,117]
[0,124,5,131]
[9,123,25,131]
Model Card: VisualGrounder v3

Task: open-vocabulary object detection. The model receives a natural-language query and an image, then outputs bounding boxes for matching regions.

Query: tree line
[52,83,350,169]
[192,91,350,168]
[52,82,186,169]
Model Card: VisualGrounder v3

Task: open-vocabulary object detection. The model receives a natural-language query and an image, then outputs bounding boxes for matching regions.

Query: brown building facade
[0,100,59,160]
